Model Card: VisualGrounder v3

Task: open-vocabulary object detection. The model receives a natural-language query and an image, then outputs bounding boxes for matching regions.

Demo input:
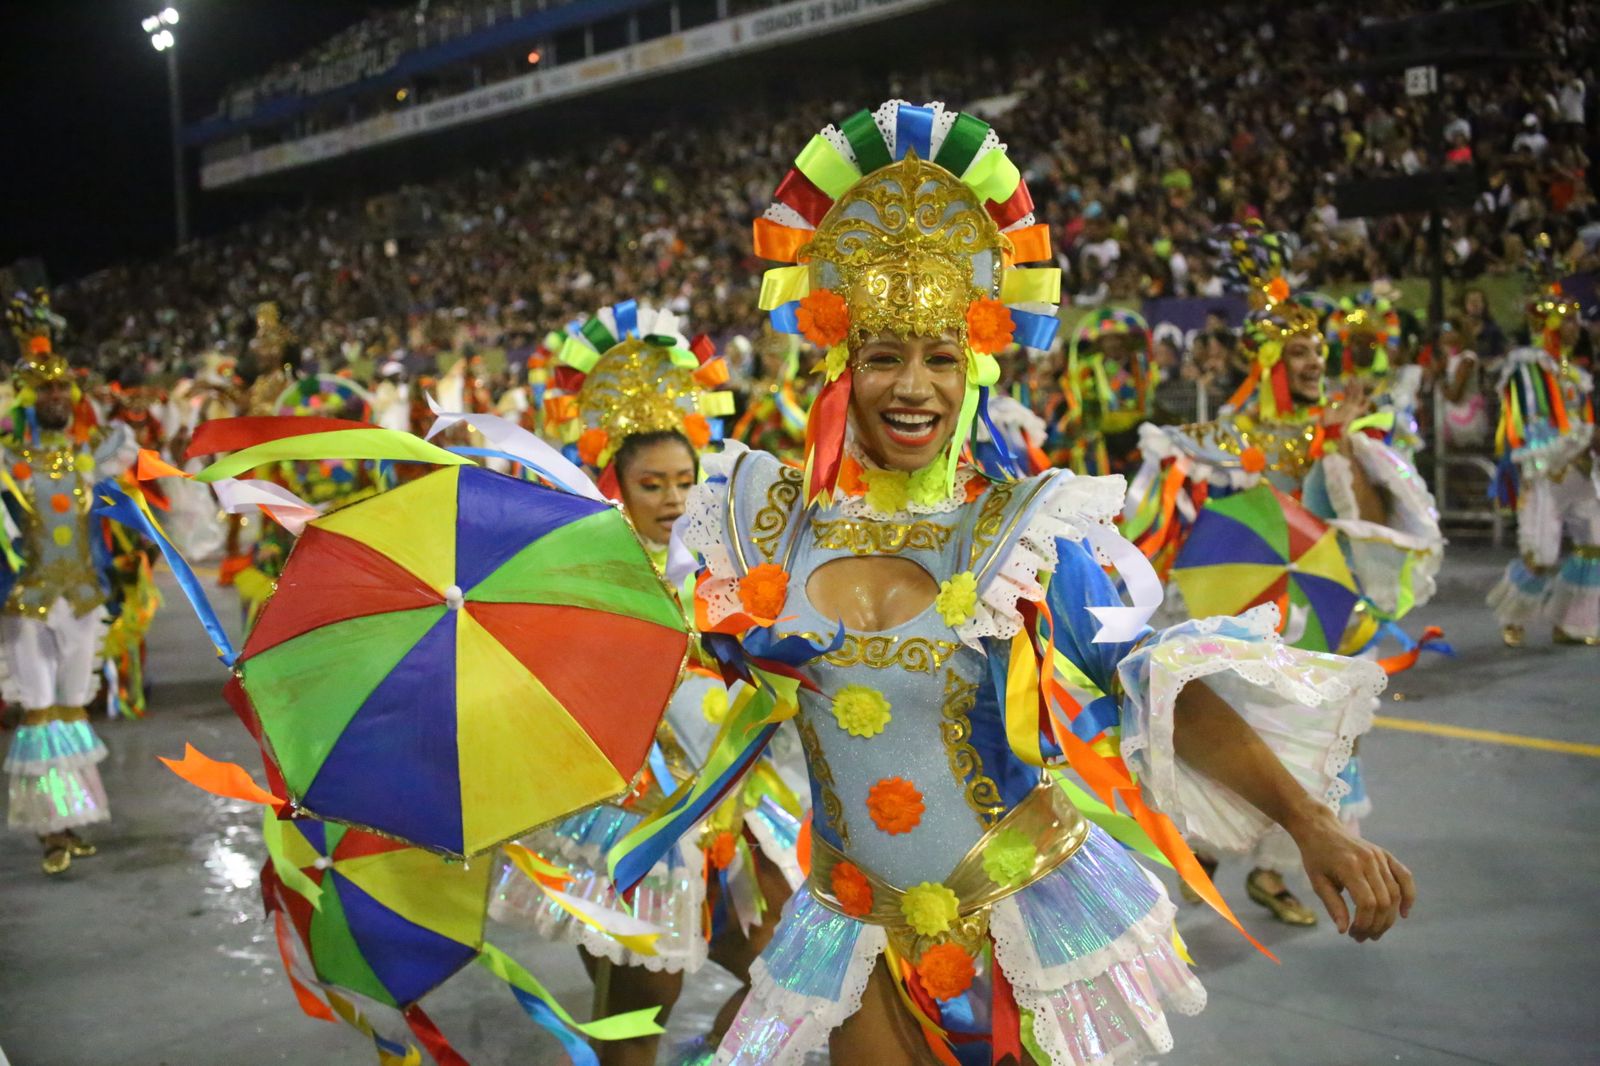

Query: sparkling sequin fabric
[5,718,110,832]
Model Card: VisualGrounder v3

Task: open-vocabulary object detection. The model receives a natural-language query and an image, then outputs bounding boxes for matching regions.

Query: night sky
[1,0,407,284]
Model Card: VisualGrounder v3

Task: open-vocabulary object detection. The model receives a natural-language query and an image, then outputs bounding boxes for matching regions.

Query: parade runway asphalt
[2,543,1596,1066]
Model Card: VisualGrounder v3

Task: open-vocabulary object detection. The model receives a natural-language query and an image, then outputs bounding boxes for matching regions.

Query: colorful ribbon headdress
[1212,222,1321,419]
[1327,290,1400,378]
[1524,233,1581,362]
[8,288,71,392]
[544,300,732,493]
[754,99,1061,503]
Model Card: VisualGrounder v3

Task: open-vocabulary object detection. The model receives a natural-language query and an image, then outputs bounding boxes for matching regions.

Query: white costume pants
[0,598,107,710]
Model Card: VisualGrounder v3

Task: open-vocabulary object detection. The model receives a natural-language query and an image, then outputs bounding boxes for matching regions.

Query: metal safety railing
[1429,383,1504,546]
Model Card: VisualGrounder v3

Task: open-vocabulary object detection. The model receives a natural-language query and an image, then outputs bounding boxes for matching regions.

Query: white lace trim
[989,891,1206,1065]
[681,442,750,626]
[713,922,887,1066]
[1119,605,1385,855]
[1322,434,1444,613]
[955,471,1125,648]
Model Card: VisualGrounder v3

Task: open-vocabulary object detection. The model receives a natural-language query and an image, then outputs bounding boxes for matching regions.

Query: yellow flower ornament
[702,685,730,725]
[831,684,892,738]
[936,571,979,627]
[901,881,960,937]
[981,827,1038,888]
[861,468,910,514]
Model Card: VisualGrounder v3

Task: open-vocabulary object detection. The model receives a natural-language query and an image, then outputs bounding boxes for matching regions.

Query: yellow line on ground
[1373,716,1600,757]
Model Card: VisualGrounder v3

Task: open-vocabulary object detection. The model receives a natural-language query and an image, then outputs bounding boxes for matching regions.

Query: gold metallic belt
[21,705,88,727]
[807,780,1088,956]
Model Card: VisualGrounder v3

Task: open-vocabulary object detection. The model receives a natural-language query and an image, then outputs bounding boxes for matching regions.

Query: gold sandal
[64,831,97,858]
[1553,628,1600,646]
[1501,624,1525,648]
[41,836,72,876]
[1246,868,1317,926]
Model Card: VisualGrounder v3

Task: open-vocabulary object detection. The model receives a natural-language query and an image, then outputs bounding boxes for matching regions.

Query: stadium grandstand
[37,0,1600,379]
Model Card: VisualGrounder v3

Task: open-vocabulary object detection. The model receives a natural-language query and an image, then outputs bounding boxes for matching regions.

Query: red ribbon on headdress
[803,368,852,505]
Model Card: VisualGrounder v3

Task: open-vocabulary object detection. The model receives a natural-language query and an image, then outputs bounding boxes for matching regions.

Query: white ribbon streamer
[424,395,604,502]
[1078,520,1165,644]
[665,515,698,585]
[210,478,323,536]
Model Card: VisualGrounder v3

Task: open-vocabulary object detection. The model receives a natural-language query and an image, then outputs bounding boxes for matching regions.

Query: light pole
[142,7,188,247]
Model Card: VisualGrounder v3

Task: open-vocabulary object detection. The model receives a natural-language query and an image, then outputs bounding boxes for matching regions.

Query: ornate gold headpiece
[802,153,1007,347]
[9,288,71,389]
[752,99,1062,501]
[546,300,732,470]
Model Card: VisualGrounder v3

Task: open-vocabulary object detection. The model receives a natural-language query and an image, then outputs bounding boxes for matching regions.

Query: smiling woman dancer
[606,101,1415,1065]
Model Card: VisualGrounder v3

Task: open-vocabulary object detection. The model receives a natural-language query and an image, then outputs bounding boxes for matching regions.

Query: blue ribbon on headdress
[769,302,800,334]
[1011,308,1061,351]
[613,299,639,340]
[976,386,1020,478]
[896,104,935,160]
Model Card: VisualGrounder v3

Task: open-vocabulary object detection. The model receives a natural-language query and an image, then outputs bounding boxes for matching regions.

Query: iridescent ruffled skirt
[6,717,110,833]
[489,804,709,973]
[718,825,1204,1065]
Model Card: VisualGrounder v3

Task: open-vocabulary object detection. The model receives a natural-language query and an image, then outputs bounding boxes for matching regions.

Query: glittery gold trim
[939,670,1005,827]
[749,464,802,563]
[575,337,702,455]
[801,154,1008,347]
[4,441,103,618]
[795,711,850,849]
[810,518,952,556]
[968,482,1016,569]
[1189,415,1321,482]
[807,780,1087,957]
[784,632,961,675]
[20,705,88,726]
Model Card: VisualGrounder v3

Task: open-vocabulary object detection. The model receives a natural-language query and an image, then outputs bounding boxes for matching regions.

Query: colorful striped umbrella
[236,463,689,858]
[1171,484,1359,652]
[263,817,489,1010]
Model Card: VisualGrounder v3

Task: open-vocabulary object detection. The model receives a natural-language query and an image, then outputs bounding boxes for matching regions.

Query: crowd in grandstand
[51,0,1600,393]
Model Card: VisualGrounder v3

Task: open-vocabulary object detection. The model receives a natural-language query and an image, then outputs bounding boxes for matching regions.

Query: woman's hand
[1321,379,1372,431]
[1288,806,1415,942]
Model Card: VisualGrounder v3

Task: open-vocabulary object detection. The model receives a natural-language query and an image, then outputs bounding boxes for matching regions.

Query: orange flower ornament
[737,563,790,623]
[865,777,924,835]
[797,289,851,349]
[965,298,1016,355]
[916,943,977,1000]
[830,860,875,918]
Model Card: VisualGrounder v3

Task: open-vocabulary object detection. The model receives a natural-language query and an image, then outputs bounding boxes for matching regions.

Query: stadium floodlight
[140,8,188,247]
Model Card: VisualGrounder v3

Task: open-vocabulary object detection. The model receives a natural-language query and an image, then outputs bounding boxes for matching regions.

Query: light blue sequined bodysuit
[721,452,1050,888]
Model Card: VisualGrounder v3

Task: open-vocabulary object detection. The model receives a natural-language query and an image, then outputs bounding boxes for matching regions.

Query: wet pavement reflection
[3,555,1596,1064]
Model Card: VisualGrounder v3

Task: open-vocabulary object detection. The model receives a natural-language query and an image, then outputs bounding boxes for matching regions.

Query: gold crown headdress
[9,288,71,390]
[1524,233,1581,360]
[544,300,733,485]
[1211,222,1322,417]
[754,100,1061,501]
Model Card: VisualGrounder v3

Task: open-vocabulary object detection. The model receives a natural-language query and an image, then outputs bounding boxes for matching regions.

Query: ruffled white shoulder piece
[679,440,756,628]
[1321,432,1444,613]
[1117,604,1386,855]
[955,469,1127,648]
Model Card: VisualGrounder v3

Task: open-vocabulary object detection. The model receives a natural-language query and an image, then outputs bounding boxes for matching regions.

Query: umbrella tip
[444,585,465,611]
